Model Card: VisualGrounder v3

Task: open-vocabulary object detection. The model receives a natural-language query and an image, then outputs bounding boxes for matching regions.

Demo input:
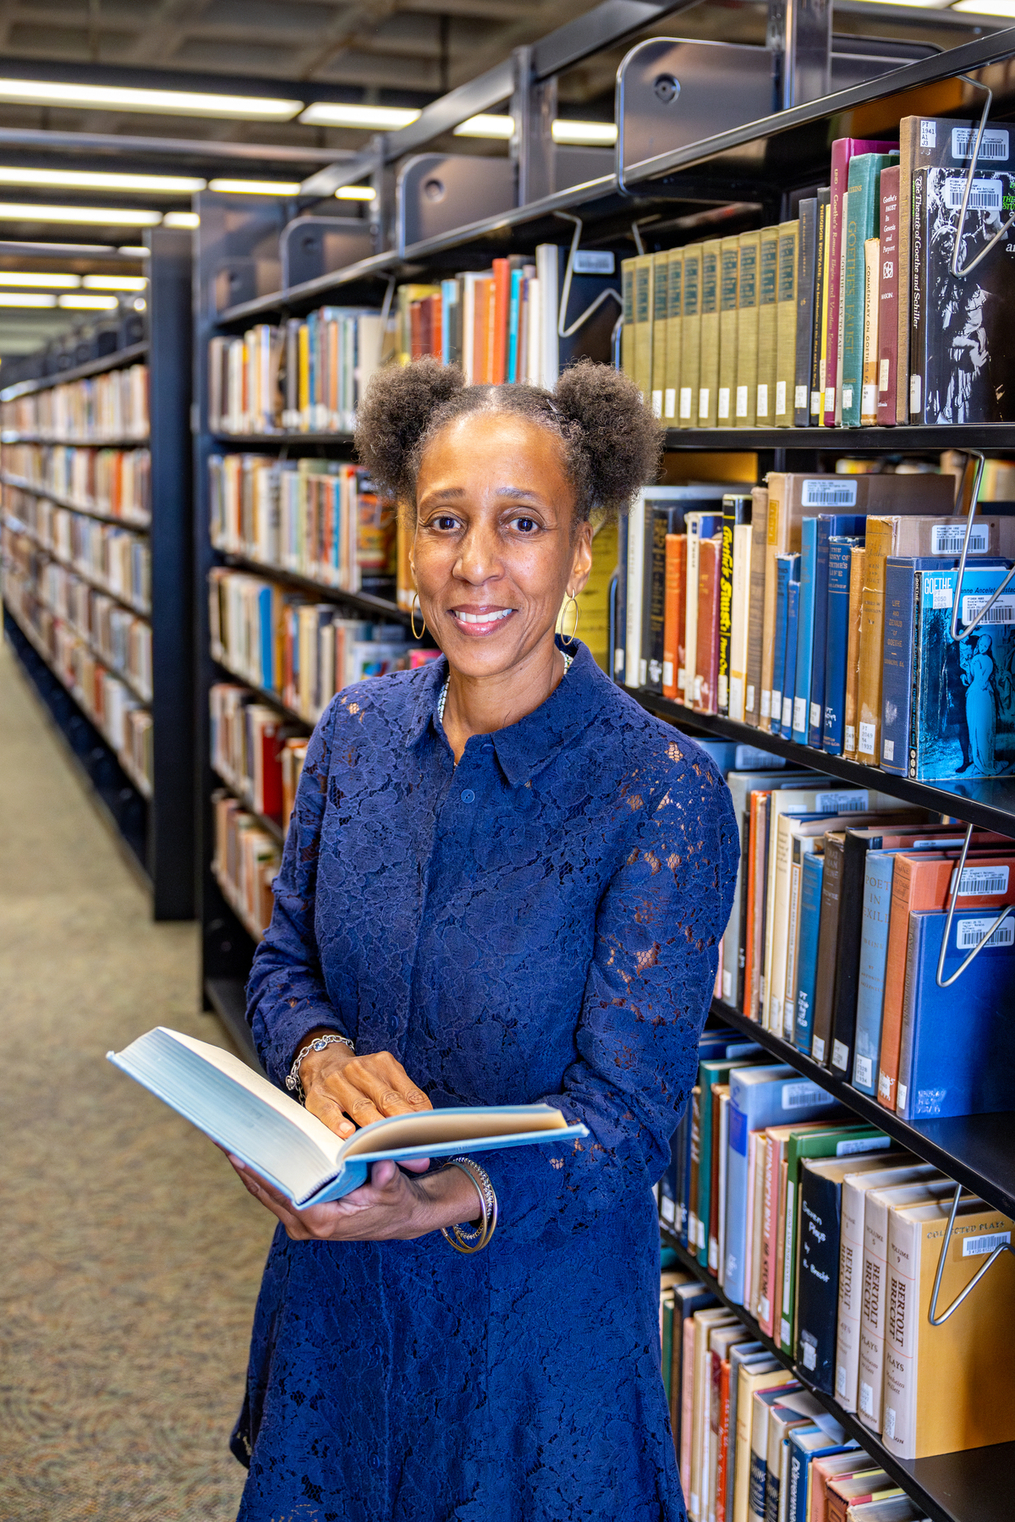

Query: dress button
[482,742,494,752]
[461,788,475,803]
[369,1454,380,1470]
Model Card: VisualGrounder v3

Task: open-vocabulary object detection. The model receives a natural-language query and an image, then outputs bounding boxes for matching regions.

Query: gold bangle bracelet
[439,1156,498,1254]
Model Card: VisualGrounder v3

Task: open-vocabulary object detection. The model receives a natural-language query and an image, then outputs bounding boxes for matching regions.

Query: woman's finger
[336,1055,427,1119]
[228,1157,309,1238]
[305,1089,357,1140]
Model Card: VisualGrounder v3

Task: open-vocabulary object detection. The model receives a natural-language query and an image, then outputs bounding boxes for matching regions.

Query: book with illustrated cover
[109,1027,586,1207]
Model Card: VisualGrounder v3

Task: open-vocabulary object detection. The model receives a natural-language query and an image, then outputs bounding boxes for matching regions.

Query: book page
[341,1103,570,1159]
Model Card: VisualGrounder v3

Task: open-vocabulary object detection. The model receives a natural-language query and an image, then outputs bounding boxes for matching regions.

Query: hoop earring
[560,589,579,647]
[411,592,426,641]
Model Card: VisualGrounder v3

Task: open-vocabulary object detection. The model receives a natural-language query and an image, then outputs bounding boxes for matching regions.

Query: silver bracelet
[440,1155,498,1254]
[285,1032,355,1103]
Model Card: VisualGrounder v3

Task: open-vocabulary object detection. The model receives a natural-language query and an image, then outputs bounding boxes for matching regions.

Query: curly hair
[354,356,662,523]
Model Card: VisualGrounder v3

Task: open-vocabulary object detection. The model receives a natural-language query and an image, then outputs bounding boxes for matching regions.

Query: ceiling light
[0,79,302,120]
[0,290,55,306]
[82,274,147,290]
[163,211,198,228]
[454,114,514,139]
[552,120,617,146]
[118,245,149,256]
[952,0,1015,11]
[59,292,119,309]
[299,103,421,130]
[335,185,375,200]
[0,270,80,287]
[208,177,302,196]
[0,166,205,194]
[0,203,162,225]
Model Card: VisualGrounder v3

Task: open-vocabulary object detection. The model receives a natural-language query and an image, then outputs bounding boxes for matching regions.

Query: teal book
[840,152,897,426]
[507,268,523,382]
[793,853,824,1051]
[810,515,866,748]
[821,535,863,754]
[108,1027,587,1207]
[782,575,801,738]
[771,553,795,739]
[792,518,818,743]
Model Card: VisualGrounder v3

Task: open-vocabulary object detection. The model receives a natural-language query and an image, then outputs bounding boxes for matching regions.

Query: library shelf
[212,860,267,947]
[0,341,149,401]
[1,434,149,448]
[0,472,150,529]
[659,1232,1014,1522]
[204,976,263,1072]
[211,764,285,845]
[623,687,1015,841]
[211,649,314,729]
[661,424,1015,453]
[217,550,409,623]
[2,510,151,616]
[211,431,354,448]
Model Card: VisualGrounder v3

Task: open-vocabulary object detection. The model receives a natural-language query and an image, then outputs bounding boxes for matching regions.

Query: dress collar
[404,639,602,787]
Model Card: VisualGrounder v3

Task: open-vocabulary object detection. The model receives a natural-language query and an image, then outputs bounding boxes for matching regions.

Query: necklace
[437,651,573,726]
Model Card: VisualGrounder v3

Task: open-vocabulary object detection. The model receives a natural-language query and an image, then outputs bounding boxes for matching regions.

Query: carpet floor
[0,637,274,1521]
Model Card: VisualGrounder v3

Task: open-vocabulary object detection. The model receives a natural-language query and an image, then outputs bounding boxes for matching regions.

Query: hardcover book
[823,535,864,754]
[775,220,799,425]
[680,245,702,427]
[794,198,820,427]
[664,247,683,423]
[718,234,740,424]
[876,166,901,426]
[699,238,722,426]
[755,224,779,424]
[736,230,761,427]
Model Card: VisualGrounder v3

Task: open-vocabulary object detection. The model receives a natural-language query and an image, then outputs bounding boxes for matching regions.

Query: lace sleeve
[488,751,739,1243]
[245,699,351,1087]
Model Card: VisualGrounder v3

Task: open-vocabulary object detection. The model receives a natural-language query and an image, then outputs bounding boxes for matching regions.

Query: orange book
[715,1358,732,1522]
[694,535,722,714]
[877,849,1015,1110]
[491,257,510,382]
[430,293,443,359]
[742,788,770,1022]
[472,279,492,384]
[663,533,686,701]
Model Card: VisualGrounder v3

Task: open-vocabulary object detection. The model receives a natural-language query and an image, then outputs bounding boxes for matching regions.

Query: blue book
[770,554,794,738]
[506,268,523,382]
[723,1065,837,1305]
[821,536,862,753]
[851,850,897,1096]
[781,575,801,738]
[792,519,818,744]
[258,585,274,690]
[614,513,628,684]
[793,853,825,1051]
[786,1426,854,1522]
[440,279,457,365]
[879,556,952,775]
[811,515,866,747]
[897,908,1015,1119]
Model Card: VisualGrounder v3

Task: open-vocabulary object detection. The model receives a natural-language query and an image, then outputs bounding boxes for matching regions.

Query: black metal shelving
[212,431,353,448]
[218,552,409,623]
[661,424,1015,453]
[0,340,149,399]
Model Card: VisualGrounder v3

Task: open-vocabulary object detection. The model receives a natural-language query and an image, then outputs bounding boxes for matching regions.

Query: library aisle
[0,639,273,1522]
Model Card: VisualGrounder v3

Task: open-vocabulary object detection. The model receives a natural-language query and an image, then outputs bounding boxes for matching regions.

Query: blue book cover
[440,279,457,366]
[771,553,794,738]
[793,853,825,1051]
[786,1426,854,1522]
[821,536,862,754]
[897,907,1015,1119]
[258,585,274,690]
[507,268,523,382]
[912,561,1015,779]
[792,519,818,744]
[724,1065,837,1305]
[782,575,801,738]
[614,513,628,684]
[811,515,866,748]
[851,850,897,1096]
[879,557,950,775]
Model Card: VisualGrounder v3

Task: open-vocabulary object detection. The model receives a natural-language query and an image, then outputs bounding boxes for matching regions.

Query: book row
[1,444,151,524]
[208,568,412,725]
[209,455,397,598]
[621,115,1015,428]
[699,741,1015,1117]
[0,363,149,441]
[620,470,1015,779]
[2,568,153,791]
[211,790,281,940]
[660,1030,1015,1460]
[2,498,150,616]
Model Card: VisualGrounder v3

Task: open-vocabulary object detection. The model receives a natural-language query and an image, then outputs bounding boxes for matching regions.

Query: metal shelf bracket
[928,1181,1015,1324]
[935,821,1013,988]
[949,452,1015,644]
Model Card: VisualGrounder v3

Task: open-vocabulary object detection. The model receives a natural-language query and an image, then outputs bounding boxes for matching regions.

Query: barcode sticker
[879,1071,893,1102]
[780,1317,791,1345]
[776,381,787,416]
[759,1295,770,1324]
[956,914,1014,949]
[884,1407,897,1441]
[951,865,1010,896]
[815,790,869,811]
[810,390,821,418]
[795,384,807,410]
[832,1039,849,1072]
[782,1080,831,1110]
[708,1240,719,1271]
[825,387,835,412]
[844,724,855,753]
[718,387,731,419]
[793,696,807,733]
[837,1134,890,1156]
[910,373,922,415]
[760,690,771,719]
[679,386,692,419]
[651,390,663,419]
[951,125,1009,159]
[932,585,954,609]
[961,593,1015,625]
[746,684,756,713]
[757,383,769,418]
[859,1381,874,1417]
[699,388,710,419]
[921,120,937,148]
[722,968,733,999]
[718,675,729,708]
[854,1054,873,1088]
[962,1229,1012,1256]
[897,1082,907,1109]
[862,383,877,414]
[662,660,674,688]
[836,1367,847,1398]
[800,479,859,508]
[883,739,895,761]
[781,696,792,729]
[664,387,676,420]
[842,385,854,410]
[812,1036,825,1063]
[736,385,749,418]
[944,175,1003,211]
[800,1335,817,1371]
[879,358,890,393]
[931,523,989,555]
[858,721,876,756]
[810,702,820,729]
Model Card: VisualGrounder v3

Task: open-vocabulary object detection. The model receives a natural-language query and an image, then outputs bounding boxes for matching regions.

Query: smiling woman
[228,356,739,1522]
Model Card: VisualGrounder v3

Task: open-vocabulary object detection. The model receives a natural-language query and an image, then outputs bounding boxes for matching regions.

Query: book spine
[756,228,778,424]
[743,490,769,727]
[835,1178,868,1411]
[796,1168,842,1393]
[877,166,900,425]
[680,248,701,427]
[718,503,736,716]
[625,492,646,688]
[774,221,798,426]
[614,511,628,683]
[794,204,817,426]
[810,199,829,423]
[665,248,682,424]
[770,554,792,739]
[696,537,722,714]
[699,241,721,427]
[861,237,881,425]
[895,905,924,1119]
[840,185,865,427]
[621,258,636,381]
[895,119,917,427]
[877,857,920,1111]
[757,1137,778,1335]
[909,167,928,422]
[634,254,653,405]
[857,1196,891,1431]
[645,504,669,693]
[881,1207,920,1461]
[794,854,824,1052]
[685,517,701,707]
[810,834,844,1066]
[730,511,753,723]
[822,537,852,753]
[663,534,684,700]
[856,517,896,765]
[651,248,669,419]
[829,837,870,1078]
[791,519,817,744]
[808,520,831,747]
[880,560,918,774]
[843,545,866,760]
[824,140,850,426]
[852,855,895,1098]
[688,1086,703,1254]
[782,576,801,739]
[718,236,739,424]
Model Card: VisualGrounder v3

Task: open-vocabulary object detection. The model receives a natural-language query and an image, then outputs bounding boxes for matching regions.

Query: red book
[824,136,897,424]
[693,535,722,713]
[663,533,685,701]
[430,293,443,359]
[491,257,510,383]
[876,165,900,426]
[410,301,425,361]
[715,1357,732,1522]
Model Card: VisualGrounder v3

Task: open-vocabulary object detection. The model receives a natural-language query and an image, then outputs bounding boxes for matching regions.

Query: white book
[728,516,753,722]
[626,488,647,689]
[536,243,559,388]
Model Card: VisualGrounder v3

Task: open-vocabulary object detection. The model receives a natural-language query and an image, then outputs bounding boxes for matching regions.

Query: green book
[694,1055,760,1268]
[840,152,898,426]
[778,1123,892,1356]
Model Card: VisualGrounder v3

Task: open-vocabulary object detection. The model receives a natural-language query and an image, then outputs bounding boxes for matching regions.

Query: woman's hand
[226,1154,483,1243]
[298,1031,433,1141]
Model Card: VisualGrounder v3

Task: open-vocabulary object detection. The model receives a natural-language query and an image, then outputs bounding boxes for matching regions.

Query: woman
[227,357,739,1522]
[964,630,997,774]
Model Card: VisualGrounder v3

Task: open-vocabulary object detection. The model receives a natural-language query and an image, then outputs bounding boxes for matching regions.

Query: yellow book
[735,230,761,427]
[861,237,881,426]
[297,323,310,431]
[755,225,779,425]
[621,257,636,381]
[717,235,739,424]
[733,1362,795,1522]
[690,1307,738,1521]
[650,248,669,420]
[819,202,832,421]
[698,239,721,427]
[774,220,798,426]
[679,244,702,428]
[563,518,617,672]
[633,254,654,407]
[664,247,683,424]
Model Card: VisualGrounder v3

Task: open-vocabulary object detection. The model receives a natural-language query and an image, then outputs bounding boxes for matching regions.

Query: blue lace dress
[233,639,738,1522]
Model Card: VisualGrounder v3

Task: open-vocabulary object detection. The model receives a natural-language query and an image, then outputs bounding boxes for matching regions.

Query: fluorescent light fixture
[0,270,80,287]
[208,177,302,196]
[454,113,513,139]
[58,292,119,309]
[953,0,1015,12]
[0,166,205,194]
[163,211,199,228]
[0,290,55,306]
[299,102,421,130]
[551,120,617,146]
[335,185,375,200]
[118,246,150,256]
[82,274,147,291]
[0,79,301,120]
[0,203,162,225]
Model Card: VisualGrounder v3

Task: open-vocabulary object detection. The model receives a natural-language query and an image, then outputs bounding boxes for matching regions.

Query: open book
[108,1027,587,1207]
